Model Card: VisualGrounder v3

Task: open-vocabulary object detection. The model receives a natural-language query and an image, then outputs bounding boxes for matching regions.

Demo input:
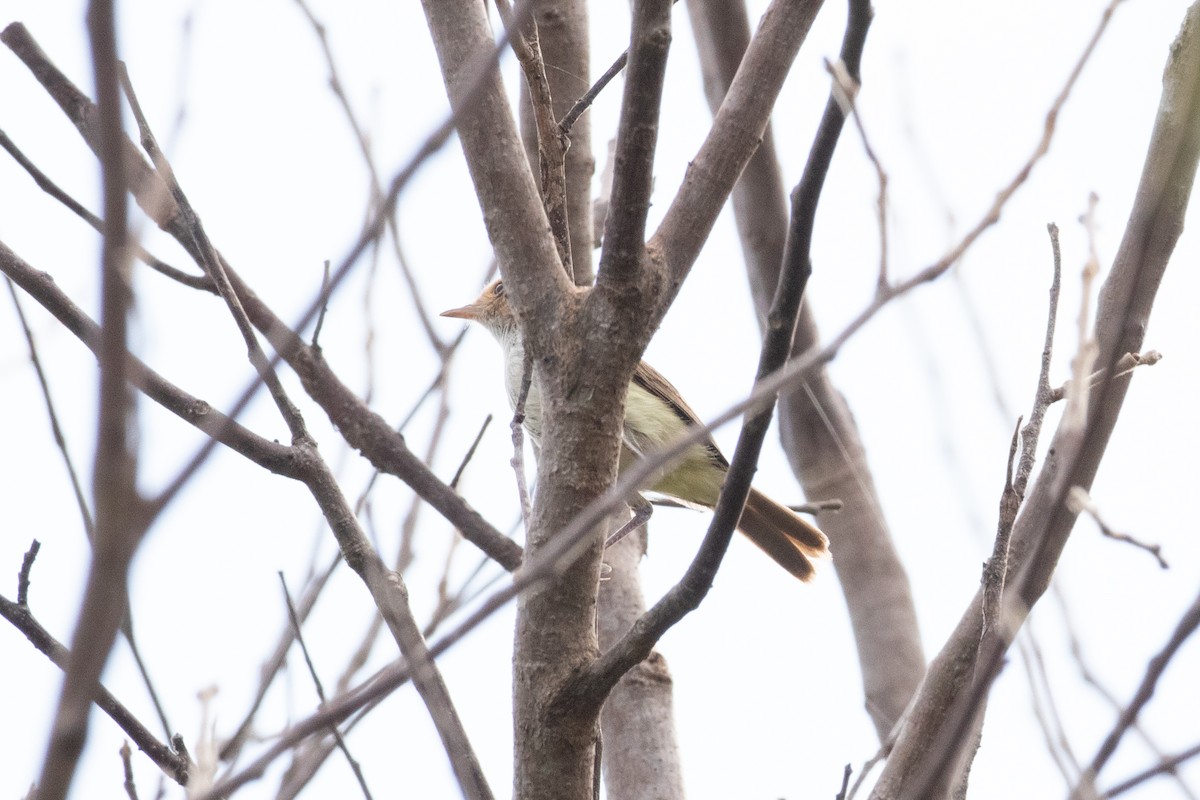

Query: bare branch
[16,539,40,607]
[119,63,312,446]
[982,225,1066,639]
[35,4,143,795]
[1065,194,1102,432]
[496,0,573,276]
[419,0,573,344]
[1015,223,1066,495]
[1067,487,1168,569]
[873,2,1200,793]
[0,593,191,784]
[0,242,299,476]
[2,23,524,570]
[596,530,686,798]
[1102,740,1200,798]
[119,742,139,800]
[6,278,95,538]
[688,0,923,740]
[1049,350,1162,403]
[836,763,853,800]
[510,351,535,528]
[1072,588,1200,798]
[219,554,341,763]
[824,55,890,292]
[279,574,375,800]
[981,419,1022,639]
[596,0,671,289]
[560,49,627,135]
[0,128,213,291]
[651,0,824,291]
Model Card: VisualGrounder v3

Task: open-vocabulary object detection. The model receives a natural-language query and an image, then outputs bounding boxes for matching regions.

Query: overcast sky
[2,0,1198,798]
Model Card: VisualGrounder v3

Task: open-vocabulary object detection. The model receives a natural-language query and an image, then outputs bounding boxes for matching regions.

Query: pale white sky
[1,1,1198,798]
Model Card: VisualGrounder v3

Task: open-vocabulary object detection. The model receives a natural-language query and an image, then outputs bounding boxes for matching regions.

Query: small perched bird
[441,279,829,581]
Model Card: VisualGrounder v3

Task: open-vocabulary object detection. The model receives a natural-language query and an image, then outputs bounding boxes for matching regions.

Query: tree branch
[874,2,1200,794]
[1072,587,1200,798]
[2,21,522,572]
[35,5,143,796]
[687,0,924,739]
[0,242,299,476]
[498,0,574,276]
[650,0,824,294]
[418,0,573,354]
[595,0,671,290]
[0,592,192,785]
[562,99,817,709]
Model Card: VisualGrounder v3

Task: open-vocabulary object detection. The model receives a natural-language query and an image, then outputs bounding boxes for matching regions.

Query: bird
[441,278,829,581]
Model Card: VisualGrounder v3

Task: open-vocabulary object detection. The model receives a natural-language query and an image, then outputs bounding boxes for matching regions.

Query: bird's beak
[440,302,482,321]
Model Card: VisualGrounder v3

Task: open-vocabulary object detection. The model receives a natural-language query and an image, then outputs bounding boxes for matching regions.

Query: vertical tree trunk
[598,531,688,799]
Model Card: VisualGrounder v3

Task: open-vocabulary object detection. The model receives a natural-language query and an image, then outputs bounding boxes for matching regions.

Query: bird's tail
[737,488,830,582]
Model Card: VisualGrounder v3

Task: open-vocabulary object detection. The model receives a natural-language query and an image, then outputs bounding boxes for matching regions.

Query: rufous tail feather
[736,489,830,582]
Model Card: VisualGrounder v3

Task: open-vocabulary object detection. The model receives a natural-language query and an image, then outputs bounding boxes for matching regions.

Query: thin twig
[789,498,844,515]
[981,418,1021,642]
[846,746,886,800]
[825,57,889,292]
[1055,586,1197,799]
[1016,622,1082,789]
[119,63,312,446]
[1065,194,1102,432]
[560,50,627,135]
[424,553,508,638]
[0,128,215,293]
[1048,351,1162,403]
[1102,740,1200,798]
[0,593,192,784]
[1066,487,1168,568]
[292,0,450,356]
[510,350,535,529]
[7,278,96,538]
[450,415,493,490]
[1016,223,1065,495]
[981,224,1065,640]
[17,539,40,608]
[217,549,332,761]
[312,259,332,348]
[120,741,139,800]
[279,573,375,800]
[1071,588,1200,798]
[836,763,854,800]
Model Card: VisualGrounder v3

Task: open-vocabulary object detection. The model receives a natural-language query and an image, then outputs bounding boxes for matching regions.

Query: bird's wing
[631,361,728,468]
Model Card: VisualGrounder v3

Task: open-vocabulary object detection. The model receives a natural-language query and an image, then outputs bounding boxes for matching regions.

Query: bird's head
[440,279,518,339]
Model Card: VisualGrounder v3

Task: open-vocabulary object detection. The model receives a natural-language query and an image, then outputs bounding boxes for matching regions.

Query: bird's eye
[493,281,505,296]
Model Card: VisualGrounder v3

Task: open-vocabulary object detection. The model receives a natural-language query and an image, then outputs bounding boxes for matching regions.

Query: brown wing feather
[631,361,728,468]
